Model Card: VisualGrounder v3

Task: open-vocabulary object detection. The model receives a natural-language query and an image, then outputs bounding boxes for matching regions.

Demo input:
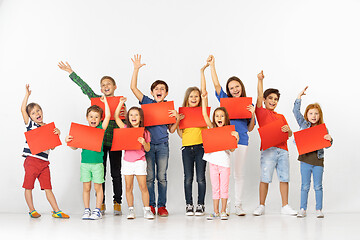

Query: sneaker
[185,204,194,216]
[225,199,230,216]
[29,210,41,218]
[82,208,91,220]
[52,210,70,219]
[113,201,122,215]
[253,205,265,216]
[316,210,324,218]
[220,212,229,220]
[281,205,297,215]
[157,206,169,217]
[297,209,306,218]
[101,203,106,215]
[89,208,102,220]
[235,205,246,216]
[195,204,205,216]
[127,207,135,219]
[206,213,219,220]
[144,207,155,219]
[150,206,156,215]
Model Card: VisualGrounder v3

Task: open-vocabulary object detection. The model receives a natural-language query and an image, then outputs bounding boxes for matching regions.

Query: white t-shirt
[203,150,231,168]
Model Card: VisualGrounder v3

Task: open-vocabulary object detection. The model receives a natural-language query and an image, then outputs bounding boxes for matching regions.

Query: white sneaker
[281,205,297,215]
[316,210,324,218]
[297,208,306,218]
[89,208,102,220]
[225,199,230,215]
[143,207,155,219]
[235,205,246,216]
[253,205,265,216]
[127,207,135,219]
[82,208,91,220]
[220,212,229,220]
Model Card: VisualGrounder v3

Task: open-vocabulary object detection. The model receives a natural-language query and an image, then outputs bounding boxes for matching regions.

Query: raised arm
[130,54,146,102]
[208,55,222,96]
[58,61,74,74]
[201,92,212,128]
[21,84,31,125]
[101,96,111,130]
[293,86,308,127]
[114,97,127,128]
[256,70,265,108]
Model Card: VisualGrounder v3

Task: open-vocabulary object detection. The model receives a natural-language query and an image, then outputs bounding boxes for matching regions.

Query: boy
[58,62,123,215]
[253,71,297,216]
[130,54,181,216]
[65,96,110,220]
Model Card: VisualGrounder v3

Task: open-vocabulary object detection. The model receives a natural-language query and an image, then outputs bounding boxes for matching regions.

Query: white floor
[1,211,359,240]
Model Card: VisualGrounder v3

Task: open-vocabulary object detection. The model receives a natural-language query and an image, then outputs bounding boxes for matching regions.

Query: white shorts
[122,160,147,175]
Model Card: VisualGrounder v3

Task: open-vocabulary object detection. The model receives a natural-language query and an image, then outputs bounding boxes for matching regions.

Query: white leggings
[231,144,248,206]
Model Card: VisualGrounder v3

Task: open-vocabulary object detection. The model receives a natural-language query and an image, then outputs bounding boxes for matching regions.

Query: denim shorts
[260,147,289,183]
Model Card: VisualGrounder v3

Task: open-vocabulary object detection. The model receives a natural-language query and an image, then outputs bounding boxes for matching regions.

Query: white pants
[231,145,248,206]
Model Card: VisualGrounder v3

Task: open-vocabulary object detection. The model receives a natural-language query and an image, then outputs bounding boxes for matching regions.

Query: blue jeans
[146,141,169,208]
[182,144,206,205]
[300,161,324,210]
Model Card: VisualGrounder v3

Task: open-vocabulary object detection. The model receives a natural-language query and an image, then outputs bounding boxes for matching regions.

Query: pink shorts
[209,163,230,199]
[23,156,52,190]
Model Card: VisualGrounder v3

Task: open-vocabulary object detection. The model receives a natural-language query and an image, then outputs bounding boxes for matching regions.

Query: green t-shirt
[81,125,104,163]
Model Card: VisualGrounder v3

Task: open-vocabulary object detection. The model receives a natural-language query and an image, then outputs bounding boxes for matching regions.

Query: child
[201,92,239,220]
[21,84,69,219]
[175,63,209,216]
[130,54,181,216]
[208,55,256,216]
[293,86,333,218]
[58,61,123,215]
[114,98,155,219]
[253,71,297,216]
[65,96,110,220]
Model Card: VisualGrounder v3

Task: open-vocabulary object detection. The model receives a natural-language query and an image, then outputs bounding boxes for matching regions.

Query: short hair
[26,103,42,117]
[100,76,116,86]
[86,105,103,117]
[126,107,145,128]
[226,76,247,97]
[263,88,280,100]
[182,87,202,107]
[151,80,168,92]
[304,103,324,125]
[212,107,230,128]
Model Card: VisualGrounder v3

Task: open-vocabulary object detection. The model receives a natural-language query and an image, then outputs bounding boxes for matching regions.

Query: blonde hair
[304,103,324,125]
[182,87,202,107]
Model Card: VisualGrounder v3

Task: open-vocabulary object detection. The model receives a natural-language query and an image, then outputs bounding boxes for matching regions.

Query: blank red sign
[220,97,252,119]
[67,122,105,152]
[142,101,176,127]
[91,96,125,120]
[178,107,210,129]
[294,123,331,155]
[258,119,288,150]
[201,125,237,153]
[111,127,144,151]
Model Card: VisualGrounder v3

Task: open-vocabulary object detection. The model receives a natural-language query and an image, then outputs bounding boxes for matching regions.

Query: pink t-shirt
[123,126,151,162]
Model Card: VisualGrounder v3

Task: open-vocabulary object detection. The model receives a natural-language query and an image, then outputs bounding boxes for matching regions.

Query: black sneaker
[195,204,205,216]
[185,204,194,216]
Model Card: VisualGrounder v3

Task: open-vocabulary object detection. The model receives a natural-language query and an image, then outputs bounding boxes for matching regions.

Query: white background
[0,0,358,214]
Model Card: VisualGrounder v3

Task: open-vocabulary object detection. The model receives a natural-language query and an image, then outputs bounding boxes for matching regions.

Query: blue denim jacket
[293,99,332,159]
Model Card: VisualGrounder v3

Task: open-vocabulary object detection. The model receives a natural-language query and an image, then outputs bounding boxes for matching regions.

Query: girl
[176,64,209,216]
[114,97,154,219]
[201,92,239,220]
[293,86,333,218]
[208,55,255,216]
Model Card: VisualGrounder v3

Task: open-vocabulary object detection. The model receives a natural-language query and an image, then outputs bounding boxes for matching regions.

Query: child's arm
[168,110,181,133]
[21,84,31,125]
[114,97,127,128]
[50,128,61,150]
[201,92,213,128]
[130,54,146,102]
[292,86,308,127]
[176,113,185,138]
[138,137,150,152]
[230,131,240,152]
[208,55,222,96]
[247,105,256,131]
[256,70,265,108]
[101,96,111,130]
[65,135,78,150]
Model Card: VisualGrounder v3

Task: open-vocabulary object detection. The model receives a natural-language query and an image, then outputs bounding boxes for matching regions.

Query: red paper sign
[201,125,237,153]
[142,101,176,127]
[258,119,288,150]
[67,122,105,152]
[111,127,145,151]
[178,107,210,129]
[24,122,62,155]
[220,97,252,119]
[294,123,331,155]
[91,96,125,120]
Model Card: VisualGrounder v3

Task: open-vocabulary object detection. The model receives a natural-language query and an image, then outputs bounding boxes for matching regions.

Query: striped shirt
[23,120,49,161]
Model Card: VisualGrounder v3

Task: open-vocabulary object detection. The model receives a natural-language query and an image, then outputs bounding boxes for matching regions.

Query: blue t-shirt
[215,88,255,146]
[140,95,169,144]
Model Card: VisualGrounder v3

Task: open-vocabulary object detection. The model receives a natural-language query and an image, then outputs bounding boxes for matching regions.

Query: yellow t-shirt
[182,127,206,146]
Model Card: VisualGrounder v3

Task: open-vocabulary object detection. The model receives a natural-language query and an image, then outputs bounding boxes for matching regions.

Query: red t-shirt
[255,106,288,151]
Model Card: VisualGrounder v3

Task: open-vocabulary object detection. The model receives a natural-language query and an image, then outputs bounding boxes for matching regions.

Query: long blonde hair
[182,87,202,107]
[304,103,324,125]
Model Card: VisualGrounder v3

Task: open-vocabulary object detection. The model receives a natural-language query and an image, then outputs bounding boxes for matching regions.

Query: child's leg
[44,189,60,212]
[155,142,169,208]
[219,166,230,213]
[279,182,289,207]
[146,145,156,208]
[194,145,206,206]
[300,162,312,210]
[209,163,220,213]
[276,148,290,206]
[94,183,104,209]
[259,148,277,205]
[182,146,195,205]
[313,165,324,210]
[83,182,91,209]
[233,145,247,206]
[136,175,150,207]
[259,182,269,205]
[213,199,220,214]
[125,175,135,207]
[25,189,35,212]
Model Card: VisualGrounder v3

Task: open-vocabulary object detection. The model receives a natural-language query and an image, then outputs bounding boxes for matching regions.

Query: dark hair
[126,107,145,128]
[100,76,116,86]
[26,103,42,117]
[212,107,230,128]
[182,87,202,107]
[263,88,280,100]
[226,76,247,97]
[86,105,103,117]
[151,80,168,92]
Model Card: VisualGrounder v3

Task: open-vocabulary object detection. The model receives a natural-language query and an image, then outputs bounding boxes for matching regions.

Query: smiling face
[214,109,226,127]
[128,109,141,127]
[28,105,43,124]
[100,78,117,97]
[86,111,101,127]
[227,80,242,98]
[264,93,279,111]
[151,83,168,102]
[306,108,320,125]
[188,90,200,107]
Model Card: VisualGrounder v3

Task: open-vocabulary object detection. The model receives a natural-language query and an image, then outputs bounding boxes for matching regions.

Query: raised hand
[58,61,73,74]
[131,54,146,69]
[201,91,208,99]
[201,63,209,71]
[207,55,215,66]
[298,86,308,99]
[25,84,31,96]
[119,97,127,104]
[257,70,264,81]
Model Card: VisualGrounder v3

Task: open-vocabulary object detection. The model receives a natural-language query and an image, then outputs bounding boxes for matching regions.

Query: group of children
[20,54,333,220]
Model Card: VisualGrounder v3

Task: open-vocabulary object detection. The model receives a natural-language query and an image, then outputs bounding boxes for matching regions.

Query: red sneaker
[150,206,156,215]
[158,207,169,217]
